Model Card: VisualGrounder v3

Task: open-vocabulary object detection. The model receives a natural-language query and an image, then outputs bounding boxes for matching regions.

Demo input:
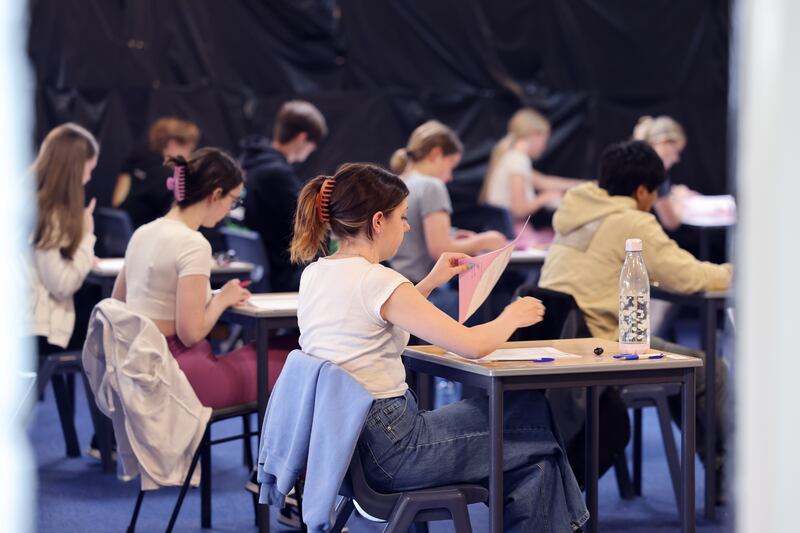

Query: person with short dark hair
[240,100,327,292]
[540,140,732,499]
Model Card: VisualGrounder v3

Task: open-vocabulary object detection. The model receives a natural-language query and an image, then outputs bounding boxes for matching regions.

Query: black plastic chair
[95,207,134,257]
[127,401,259,532]
[36,351,115,473]
[219,225,271,293]
[329,449,488,533]
[451,204,515,239]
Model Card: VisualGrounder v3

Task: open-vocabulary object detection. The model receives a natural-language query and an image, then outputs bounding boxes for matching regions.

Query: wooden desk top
[226,292,299,318]
[403,338,701,378]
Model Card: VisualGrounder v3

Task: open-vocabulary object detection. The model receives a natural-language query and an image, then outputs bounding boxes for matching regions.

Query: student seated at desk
[111,148,260,408]
[539,140,731,499]
[30,123,98,355]
[290,162,588,532]
[632,115,698,232]
[240,100,328,292]
[389,120,507,317]
[481,108,582,236]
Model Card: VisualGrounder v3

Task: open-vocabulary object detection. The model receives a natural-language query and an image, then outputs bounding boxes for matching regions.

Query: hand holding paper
[457,218,530,323]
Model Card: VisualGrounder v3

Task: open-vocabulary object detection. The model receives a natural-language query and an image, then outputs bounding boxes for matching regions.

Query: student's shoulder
[365,262,411,287]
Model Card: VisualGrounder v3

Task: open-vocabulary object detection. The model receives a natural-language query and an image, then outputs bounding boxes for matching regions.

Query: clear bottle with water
[619,238,650,354]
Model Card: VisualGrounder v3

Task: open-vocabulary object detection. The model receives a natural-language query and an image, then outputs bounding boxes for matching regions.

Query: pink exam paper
[457,218,529,323]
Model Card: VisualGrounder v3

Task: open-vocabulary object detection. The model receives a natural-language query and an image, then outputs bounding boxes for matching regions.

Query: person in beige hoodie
[539,140,731,501]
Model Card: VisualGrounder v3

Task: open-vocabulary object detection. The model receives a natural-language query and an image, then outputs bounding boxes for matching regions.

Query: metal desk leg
[682,369,697,533]
[585,386,599,533]
[489,380,504,532]
[256,321,270,533]
[701,300,718,520]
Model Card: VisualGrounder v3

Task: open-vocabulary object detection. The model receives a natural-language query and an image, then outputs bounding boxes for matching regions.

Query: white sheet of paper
[247,296,298,311]
[681,195,736,226]
[447,346,579,362]
[95,258,125,272]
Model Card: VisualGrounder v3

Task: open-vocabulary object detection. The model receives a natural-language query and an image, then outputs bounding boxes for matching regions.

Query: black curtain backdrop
[28,0,731,211]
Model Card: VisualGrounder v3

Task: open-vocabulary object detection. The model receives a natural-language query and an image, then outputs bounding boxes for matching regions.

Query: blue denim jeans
[358,389,589,532]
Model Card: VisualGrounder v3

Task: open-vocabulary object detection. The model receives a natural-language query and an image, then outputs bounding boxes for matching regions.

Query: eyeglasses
[229,194,244,209]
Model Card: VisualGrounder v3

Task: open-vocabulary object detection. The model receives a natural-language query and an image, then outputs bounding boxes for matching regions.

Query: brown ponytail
[290,163,409,264]
[290,176,330,264]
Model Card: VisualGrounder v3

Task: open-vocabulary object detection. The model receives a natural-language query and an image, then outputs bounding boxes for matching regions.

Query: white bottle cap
[625,238,643,252]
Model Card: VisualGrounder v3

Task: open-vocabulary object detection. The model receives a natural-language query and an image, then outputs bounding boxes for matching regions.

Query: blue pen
[613,353,665,360]
[532,357,555,363]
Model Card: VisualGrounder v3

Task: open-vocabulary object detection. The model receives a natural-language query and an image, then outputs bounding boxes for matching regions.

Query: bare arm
[423,211,507,260]
[175,276,250,346]
[531,169,583,192]
[382,283,544,358]
[509,174,561,218]
[653,196,682,231]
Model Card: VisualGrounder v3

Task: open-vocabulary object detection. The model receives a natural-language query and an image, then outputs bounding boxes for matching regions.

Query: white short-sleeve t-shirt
[485,149,536,210]
[298,256,411,399]
[124,217,213,321]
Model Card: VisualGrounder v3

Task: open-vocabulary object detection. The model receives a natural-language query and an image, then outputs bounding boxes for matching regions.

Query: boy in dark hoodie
[239,101,327,292]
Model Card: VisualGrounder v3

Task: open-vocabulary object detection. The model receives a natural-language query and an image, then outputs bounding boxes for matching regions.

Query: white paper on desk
[681,195,736,226]
[471,347,579,362]
[457,218,529,323]
[95,258,125,272]
[247,296,297,311]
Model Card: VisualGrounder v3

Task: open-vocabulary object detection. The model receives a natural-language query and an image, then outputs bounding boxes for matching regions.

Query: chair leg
[654,395,682,507]
[166,430,206,533]
[384,494,417,533]
[201,430,212,529]
[295,479,307,532]
[242,414,253,470]
[330,497,354,533]
[51,374,81,457]
[632,407,643,495]
[127,490,146,533]
[613,453,635,500]
[81,372,115,474]
[443,496,471,533]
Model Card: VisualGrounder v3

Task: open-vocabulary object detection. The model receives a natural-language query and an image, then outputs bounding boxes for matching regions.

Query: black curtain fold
[28,0,730,209]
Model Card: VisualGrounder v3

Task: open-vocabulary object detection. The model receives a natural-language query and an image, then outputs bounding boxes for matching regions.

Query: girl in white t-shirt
[481,109,582,223]
[111,148,258,408]
[290,162,588,531]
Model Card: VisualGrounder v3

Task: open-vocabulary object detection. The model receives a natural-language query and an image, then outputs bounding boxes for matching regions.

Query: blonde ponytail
[290,176,329,264]
[390,148,410,175]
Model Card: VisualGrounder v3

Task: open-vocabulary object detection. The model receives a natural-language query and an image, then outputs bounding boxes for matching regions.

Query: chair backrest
[512,284,591,341]
[451,204,515,239]
[219,225,270,293]
[94,207,134,257]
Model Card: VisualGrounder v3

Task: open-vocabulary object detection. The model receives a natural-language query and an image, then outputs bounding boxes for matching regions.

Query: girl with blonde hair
[481,109,581,221]
[632,115,696,230]
[389,120,506,316]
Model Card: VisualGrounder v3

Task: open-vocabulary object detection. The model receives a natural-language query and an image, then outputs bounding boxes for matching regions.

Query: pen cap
[625,238,643,252]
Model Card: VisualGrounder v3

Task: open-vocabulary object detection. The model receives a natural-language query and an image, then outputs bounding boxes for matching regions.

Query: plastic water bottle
[619,238,650,354]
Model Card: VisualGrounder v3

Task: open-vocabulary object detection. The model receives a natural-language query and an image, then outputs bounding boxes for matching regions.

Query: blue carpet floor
[30,322,733,532]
